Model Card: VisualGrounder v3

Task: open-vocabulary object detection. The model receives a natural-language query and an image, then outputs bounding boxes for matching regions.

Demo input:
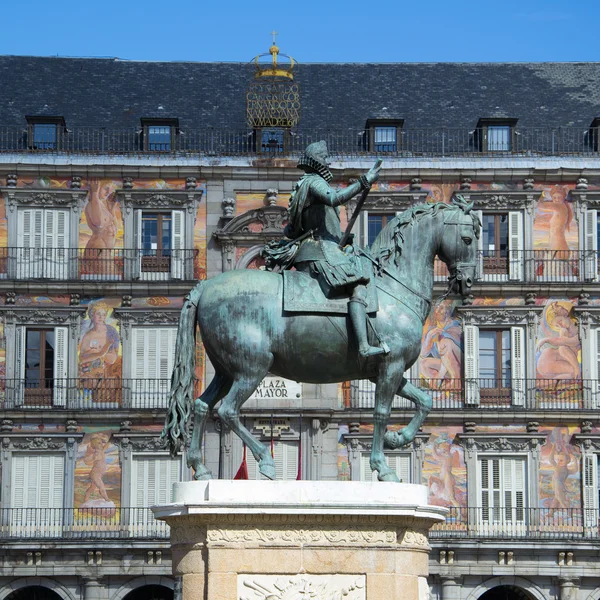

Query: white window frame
[474,210,523,282]
[476,454,527,536]
[130,326,177,408]
[463,323,526,407]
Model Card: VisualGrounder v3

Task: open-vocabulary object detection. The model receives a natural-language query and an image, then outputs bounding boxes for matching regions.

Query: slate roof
[1,56,599,130]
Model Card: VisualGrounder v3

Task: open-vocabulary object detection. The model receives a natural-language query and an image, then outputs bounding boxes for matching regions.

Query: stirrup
[359,342,390,358]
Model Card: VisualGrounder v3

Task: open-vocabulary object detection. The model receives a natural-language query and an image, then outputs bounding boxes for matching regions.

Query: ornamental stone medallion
[238,574,366,600]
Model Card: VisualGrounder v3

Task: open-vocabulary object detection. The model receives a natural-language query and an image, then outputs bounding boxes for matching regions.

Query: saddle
[283,270,379,315]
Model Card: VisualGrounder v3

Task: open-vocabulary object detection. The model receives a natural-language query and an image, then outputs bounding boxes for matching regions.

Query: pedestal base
[153,481,446,600]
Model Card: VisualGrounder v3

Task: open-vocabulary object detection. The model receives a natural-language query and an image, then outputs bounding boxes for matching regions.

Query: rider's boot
[348,297,388,358]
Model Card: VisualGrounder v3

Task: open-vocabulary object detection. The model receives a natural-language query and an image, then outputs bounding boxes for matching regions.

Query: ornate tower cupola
[246,33,300,152]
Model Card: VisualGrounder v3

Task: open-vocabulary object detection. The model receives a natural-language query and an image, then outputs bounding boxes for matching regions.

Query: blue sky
[2,0,599,63]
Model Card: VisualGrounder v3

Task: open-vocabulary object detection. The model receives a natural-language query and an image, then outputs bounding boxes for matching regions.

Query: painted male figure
[284,140,387,357]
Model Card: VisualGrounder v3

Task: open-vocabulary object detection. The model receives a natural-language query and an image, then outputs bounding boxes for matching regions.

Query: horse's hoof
[378,471,400,483]
[193,468,213,481]
[259,460,276,480]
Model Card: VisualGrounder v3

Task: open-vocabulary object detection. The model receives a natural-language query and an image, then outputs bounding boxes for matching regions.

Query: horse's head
[437,194,480,297]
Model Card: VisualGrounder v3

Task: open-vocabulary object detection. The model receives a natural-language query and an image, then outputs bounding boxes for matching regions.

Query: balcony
[0,507,168,539]
[434,250,592,284]
[0,247,198,282]
[0,378,192,410]
[431,507,600,540]
[350,378,594,411]
[0,126,597,158]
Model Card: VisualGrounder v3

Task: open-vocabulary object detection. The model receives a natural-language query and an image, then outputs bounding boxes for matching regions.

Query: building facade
[0,51,598,600]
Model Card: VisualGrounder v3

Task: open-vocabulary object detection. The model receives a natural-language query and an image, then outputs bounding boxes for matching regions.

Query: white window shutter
[360,453,374,481]
[14,326,25,407]
[583,455,598,527]
[510,326,526,406]
[388,454,411,483]
[361,211,369,248]
[11,454,64,509]
[474,210,483,279]
[133,210,142,279]
[479,458,490,521]
[11,455,26,509]
[594,329,600,409]
[464,324,480,405]
[171,210,184,279]
[44,210,69,279]
[585,209,598,281]
[508,211,523,281]
[17,208,44,278]
[53,326,68,407]
[246,440,298,480]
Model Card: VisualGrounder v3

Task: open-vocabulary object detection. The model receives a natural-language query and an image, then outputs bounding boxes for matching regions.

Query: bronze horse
[163,196,479,482]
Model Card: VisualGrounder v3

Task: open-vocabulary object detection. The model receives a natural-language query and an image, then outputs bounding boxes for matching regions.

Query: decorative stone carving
[527,421,540,433]
[120,420,133,432]
[185,177,197,190]
[114,309,180,329]
[397,527,429,548]
[4,292,15,305]
[460,177,472,191]
[0,420,13,432]
[121,295,132,308]
[410,178,422,191]
[238,575,366,600]
[576,178,589,191]
[578,292,590,306]
[459,307,541,327]
[523,177,535,191]
[70,293,80,306]
[117,436,167,451]
[456,433,546,458]
[463,422,476,434]
[65,419,78,432]
[581,421,593,434]
[265,188,278,206]
[458,189,540,214]
[222,197,236,218]
[70,176,82,189]
[6,173,17,188]
[118,189,202,215]
[1,187,88,212]
[1,435,81,452]
[122,176,134,190]
[525,292,537,306]
[462,294,474,307]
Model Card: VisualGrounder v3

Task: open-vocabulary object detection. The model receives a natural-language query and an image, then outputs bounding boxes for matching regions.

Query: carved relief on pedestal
[238,574,366,600]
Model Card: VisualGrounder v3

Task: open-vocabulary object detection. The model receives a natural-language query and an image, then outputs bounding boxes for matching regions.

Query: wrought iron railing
[430,507,600,539]
[0,126,597,157]
[0,507,168,539]
[0,247,198,281]
[433,250,595,284]
[0,378,193,410]
[351,378,593,410]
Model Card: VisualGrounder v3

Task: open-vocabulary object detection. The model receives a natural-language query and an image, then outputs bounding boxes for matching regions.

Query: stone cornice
[343,432,430,453]
[571,433,600,453]
[116,189,202,214]
[0,187,88,211]
[455,432,547,457]
[456,305,543,327]
[113,308,181,326]
[213,205,288,246]
[457,189,543,212]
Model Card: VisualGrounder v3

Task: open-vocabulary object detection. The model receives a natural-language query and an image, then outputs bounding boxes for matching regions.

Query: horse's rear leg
[217,374,275,480]
[189,373,231,480]
[384,378,432,450]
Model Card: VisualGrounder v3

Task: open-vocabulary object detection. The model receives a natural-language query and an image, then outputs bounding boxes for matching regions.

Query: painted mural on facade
[422,428,467,509]
[78,299,122,406]
[74,428,120,510]
[539,426,581,517]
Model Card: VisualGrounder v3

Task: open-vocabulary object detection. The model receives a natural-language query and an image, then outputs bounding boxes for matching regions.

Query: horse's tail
[161,281,204,457]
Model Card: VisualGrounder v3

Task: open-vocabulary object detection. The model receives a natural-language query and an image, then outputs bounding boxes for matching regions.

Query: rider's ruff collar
[298,140,333,182]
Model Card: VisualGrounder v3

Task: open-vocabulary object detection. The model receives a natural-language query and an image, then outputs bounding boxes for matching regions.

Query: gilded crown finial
[252,34,295,80]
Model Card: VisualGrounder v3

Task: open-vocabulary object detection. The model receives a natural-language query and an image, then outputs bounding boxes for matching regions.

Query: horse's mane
[370,199,478,267]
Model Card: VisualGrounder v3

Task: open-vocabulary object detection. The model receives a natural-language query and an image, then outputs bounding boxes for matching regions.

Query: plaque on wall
[249,377,302,400]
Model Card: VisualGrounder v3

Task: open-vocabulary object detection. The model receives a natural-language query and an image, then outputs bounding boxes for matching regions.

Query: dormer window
[141,118,178,152]
[475,118,518,152]
[589,117,600,152]
[26,116,65,150]
[366,119,403,153]
[259,128,286,153]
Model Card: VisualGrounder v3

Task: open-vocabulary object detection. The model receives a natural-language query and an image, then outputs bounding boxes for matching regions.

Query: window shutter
[595,329,600,409]
[284,442,299,480]
[171,210,184,279]
[508,211,523,281]
[44,210,69,279]
[133,210,142,279]
[474,210,483,279]
[360,453,410,482]
[361,211,369,248]
[464,324,480,405]
[11,455,26,509]
[510,326,526,406]
[14,326,25,407]
[11,454,64,508]
[585,209,598,281]
[583,455,598,527]
[360,453,374,481]
[479,458,490,522]
[53,326,68,407]
[246,440,298,480]
[17,208,44,278]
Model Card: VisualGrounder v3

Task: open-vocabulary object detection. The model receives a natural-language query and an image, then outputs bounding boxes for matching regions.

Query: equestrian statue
[162,141,480,483]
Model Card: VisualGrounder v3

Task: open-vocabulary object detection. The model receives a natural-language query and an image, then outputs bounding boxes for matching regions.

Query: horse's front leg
[384,378,432,450]
[370,374,404,482]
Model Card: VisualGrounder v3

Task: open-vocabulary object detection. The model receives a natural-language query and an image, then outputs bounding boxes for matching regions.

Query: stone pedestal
[153,481,446,600]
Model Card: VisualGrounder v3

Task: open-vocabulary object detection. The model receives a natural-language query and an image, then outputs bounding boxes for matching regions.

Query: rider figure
[284,140,387,358]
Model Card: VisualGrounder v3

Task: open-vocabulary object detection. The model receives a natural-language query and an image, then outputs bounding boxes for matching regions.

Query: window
[26,116,65,150]
[15,326,68,407]
[474,119,517,152]
[131,327,176,408]
[365,119,403,153]
[478,456,526,535]
[360,452,411,482]
[16,208,69,279]
[583,454,599,527]
[474,210,523,280]
[365,213,393,247]
[134,210,184,279]
[464,325,525,406]
[589,118,599,153]
[258,128,286,153]
[141,118,178,152]
[131,454,182,535]
[246,440,299,480]
[11,454,65,536]
[584,208,599,280]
